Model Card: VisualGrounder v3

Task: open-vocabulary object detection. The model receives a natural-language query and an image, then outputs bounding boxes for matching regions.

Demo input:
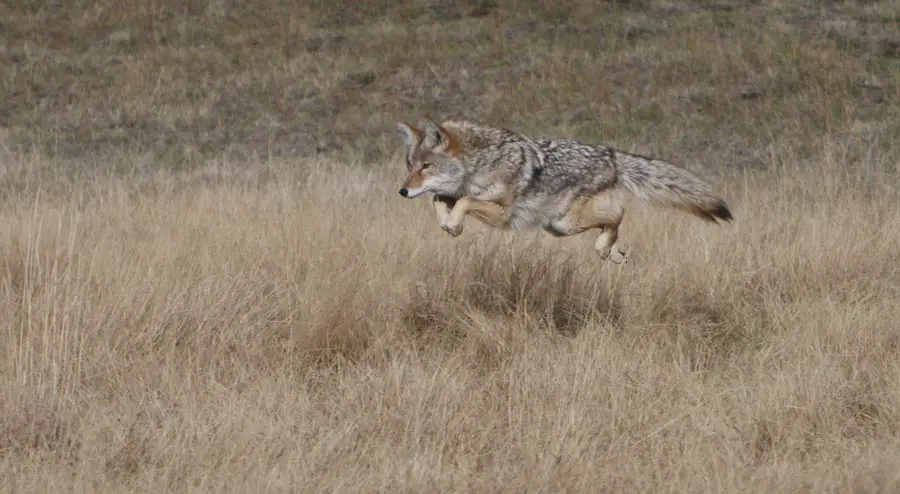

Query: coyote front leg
[438,196,509,237]
[432,195,456,226]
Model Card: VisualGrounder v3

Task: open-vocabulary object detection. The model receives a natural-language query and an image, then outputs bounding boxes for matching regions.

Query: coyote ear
[396,121,422,146]
[423,119,457,154]
[425,118,445,146]
[423,121,441,144]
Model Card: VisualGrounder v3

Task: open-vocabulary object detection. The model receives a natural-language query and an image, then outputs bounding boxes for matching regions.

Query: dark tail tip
[709,199,733,223]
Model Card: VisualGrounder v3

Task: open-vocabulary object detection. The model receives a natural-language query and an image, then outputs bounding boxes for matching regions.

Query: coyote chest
[464,172,514,203]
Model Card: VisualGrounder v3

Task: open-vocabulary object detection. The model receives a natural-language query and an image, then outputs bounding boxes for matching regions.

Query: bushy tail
[616,151,733,223]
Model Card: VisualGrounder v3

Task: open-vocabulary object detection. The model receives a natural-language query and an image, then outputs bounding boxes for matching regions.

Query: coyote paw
[601,247,628,264]
[440,222,463,237]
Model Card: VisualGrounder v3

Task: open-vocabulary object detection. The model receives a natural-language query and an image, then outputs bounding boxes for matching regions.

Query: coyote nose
[399,188,409,197]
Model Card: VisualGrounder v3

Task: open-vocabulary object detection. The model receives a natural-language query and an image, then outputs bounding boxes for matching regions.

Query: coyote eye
[421,162,433,170]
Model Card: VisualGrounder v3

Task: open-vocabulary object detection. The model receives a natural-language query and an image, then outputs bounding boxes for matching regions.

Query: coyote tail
[616,152,733,223]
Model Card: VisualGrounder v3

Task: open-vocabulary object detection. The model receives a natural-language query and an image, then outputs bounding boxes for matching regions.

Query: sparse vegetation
[1,1,899,492]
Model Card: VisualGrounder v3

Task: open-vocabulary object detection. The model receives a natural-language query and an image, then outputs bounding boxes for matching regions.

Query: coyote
[396,118,733,263]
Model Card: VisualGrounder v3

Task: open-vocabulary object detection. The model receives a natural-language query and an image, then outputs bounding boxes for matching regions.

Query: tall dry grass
[2,0,899,490]
[2,139,900,492]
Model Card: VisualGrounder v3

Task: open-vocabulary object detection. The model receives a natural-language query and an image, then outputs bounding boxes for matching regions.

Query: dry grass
[2,0,900,492]
[2,149,900,492]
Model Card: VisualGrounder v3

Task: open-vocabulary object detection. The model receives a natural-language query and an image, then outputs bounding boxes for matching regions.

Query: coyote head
[395,119,466,199]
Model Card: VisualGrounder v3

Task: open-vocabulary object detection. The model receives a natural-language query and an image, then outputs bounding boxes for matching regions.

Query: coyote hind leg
[594,225,628,264]
[544,190,628,264]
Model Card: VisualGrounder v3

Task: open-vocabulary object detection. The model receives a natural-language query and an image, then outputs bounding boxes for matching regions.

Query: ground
[1,1,900,492]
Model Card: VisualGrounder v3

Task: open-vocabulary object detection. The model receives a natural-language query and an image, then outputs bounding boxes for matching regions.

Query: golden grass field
[2,1,900,492]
